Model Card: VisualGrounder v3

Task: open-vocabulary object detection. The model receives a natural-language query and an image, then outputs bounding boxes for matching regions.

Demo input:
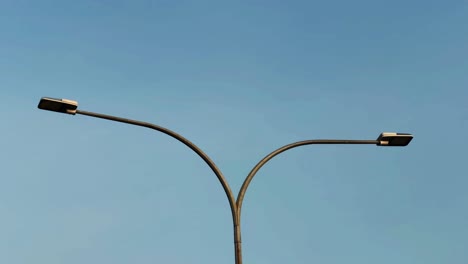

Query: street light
[37,96,413,264]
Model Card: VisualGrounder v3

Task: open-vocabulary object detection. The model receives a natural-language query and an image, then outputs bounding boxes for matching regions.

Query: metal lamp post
[38,97,413,264]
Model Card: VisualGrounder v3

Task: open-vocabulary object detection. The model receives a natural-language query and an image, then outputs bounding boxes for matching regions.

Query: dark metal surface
[75,109,382,264]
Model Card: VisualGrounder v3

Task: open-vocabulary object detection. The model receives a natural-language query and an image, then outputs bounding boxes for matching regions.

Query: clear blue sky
[1,1,467,263]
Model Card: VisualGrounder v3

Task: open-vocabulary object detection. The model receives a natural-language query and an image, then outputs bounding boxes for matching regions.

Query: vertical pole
[234,222,242,264]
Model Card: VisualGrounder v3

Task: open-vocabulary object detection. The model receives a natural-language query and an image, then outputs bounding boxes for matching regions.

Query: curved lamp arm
[76,109,238,220]
[235,139,379,222]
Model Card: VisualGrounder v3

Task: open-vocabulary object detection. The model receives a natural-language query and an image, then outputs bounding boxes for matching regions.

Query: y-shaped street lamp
[38,97,413,264]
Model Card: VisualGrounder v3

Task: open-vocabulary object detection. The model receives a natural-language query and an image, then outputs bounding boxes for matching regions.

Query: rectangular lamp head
[38,97,78,115]
[377,132,413,146]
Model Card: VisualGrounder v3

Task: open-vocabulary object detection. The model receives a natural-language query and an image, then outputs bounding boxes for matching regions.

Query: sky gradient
[1,1,467,263]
